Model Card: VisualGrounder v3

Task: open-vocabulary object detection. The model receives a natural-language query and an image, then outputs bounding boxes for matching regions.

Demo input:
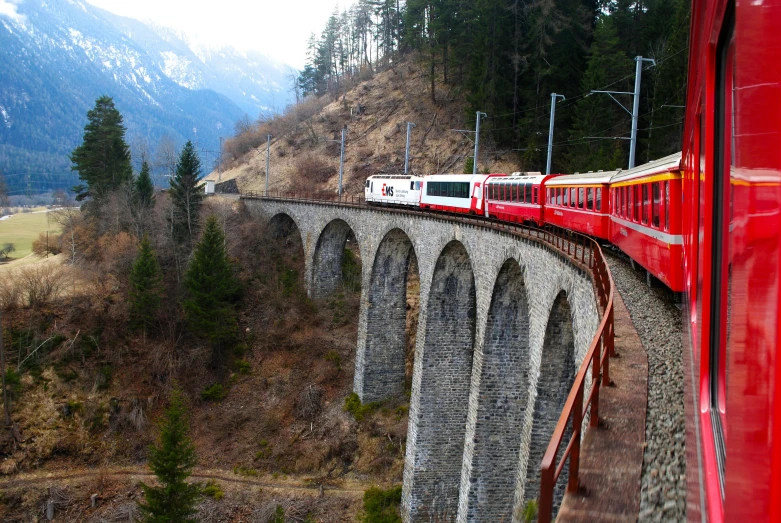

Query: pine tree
[135,160,155,208]
[139,387,201,523]
[169,141,204,247]
[183,215,241,360]
[70,96,133,202]
[565,15,634,171]
[129,236,163,336]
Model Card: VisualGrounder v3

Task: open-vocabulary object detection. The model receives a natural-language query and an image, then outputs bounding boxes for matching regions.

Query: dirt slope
[205,56,523,197]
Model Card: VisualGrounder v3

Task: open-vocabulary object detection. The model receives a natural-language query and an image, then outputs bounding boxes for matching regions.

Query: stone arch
[269,212,303,246]
[463,259,531,522]
[408,240,476,521]
[360,228,419,402]
[524,290,576,507]
[311,218,360,299]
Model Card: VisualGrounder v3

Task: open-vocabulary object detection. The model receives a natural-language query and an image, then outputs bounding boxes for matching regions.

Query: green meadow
[0,211,61,260]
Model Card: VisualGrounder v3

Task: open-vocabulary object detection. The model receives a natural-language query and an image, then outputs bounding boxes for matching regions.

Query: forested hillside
[297,0,688,173]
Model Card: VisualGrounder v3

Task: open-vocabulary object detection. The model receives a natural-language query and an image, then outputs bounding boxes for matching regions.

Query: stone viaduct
[242,197,601,523]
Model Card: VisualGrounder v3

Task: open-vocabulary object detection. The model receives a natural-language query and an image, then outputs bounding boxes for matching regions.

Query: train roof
[547,170,620,186]
[422,173,504,181]
[367,174,424,180]
[610,152,682,183]
[487,171,545,183]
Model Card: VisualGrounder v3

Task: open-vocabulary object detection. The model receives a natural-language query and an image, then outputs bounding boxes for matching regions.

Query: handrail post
[539,465,555,523]
[591,342,601,428]
[602,321,611,386]
[568,387,584,494]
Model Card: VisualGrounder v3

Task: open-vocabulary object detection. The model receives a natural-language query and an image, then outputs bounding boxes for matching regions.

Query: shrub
[202,480,224,500]
[324,350,341,369]
[233,359,251,374]
[360,485,402,523]
[344,392,380,421]
[96,365,113,390]
[32,232,61,257]
[233,465,258,477]
[294,153,336,184]
[201,384,227,402]
[17,264,65,308]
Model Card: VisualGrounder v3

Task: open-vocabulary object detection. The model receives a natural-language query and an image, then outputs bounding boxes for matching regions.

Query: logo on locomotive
[382,184,394,197]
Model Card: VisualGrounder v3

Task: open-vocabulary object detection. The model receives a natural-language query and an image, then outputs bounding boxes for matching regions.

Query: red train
[681,0,781,521]
[362,1,781,518]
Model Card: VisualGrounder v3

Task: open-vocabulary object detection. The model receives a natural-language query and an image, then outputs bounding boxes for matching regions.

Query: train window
[664,181,669,230]
[577,188,584,209]
[534,187,538,204]
[587,188,594,210]
[709,7,735,494]
[633,186,640,221]
[525,183,532,203]
[515,183,521,202]
[563,188,569,206]
[642,185,649,224]
[410,181,414,190]
[652,183,661,228]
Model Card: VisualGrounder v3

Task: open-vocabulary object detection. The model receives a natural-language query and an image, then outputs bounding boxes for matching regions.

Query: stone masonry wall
[242,199,600,523]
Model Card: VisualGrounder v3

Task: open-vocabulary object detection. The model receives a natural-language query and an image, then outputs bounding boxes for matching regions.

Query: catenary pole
[265,134,271,196]
[404,122,416,174]
[546,93,566,175]
[629,57,643,169]
[590,55,655,169]
[473,111,487,174]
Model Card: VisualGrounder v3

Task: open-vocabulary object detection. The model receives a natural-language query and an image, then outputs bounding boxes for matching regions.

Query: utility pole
[590,56,655,169]
[1,310,11,427]
[265,134,271,196]
[218,137,223,183]
[546,93,566,175]
[338,126,346,200]
[473,112,487,174]
[404,122,416,174]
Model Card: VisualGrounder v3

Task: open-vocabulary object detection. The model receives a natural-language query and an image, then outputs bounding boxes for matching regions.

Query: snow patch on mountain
[0,105,10,128]
[159,51,203,90]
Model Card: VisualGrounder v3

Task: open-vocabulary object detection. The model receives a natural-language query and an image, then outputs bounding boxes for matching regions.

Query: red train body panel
[544,172,612,239]
[608,154,684,292]
[682,0,781,521]
[484,172,557,225]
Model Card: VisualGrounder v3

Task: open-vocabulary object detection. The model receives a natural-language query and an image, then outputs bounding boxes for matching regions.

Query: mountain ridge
[0,0,292,195]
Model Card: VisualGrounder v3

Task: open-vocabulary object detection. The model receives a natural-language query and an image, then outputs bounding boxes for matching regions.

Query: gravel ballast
[606,252,686,522]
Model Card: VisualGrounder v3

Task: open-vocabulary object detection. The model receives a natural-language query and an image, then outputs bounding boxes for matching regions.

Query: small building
[204,180,215,194]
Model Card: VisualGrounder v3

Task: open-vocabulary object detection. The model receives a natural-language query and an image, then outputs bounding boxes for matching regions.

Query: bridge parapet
[242,193,613,523]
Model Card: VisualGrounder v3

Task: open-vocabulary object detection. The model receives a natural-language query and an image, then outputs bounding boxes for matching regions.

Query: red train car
[682,0,781,521]
[544,171,613,239]
[608,153,684,292]
[484,172,557,225]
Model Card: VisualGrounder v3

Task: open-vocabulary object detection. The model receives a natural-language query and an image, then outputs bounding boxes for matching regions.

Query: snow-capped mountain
[0,0,292,193]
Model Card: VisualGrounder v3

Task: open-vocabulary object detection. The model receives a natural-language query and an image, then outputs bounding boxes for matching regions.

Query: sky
[84,0,358,69]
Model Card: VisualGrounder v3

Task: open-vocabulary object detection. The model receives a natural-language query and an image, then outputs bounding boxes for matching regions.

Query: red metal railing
[239,192,615,521]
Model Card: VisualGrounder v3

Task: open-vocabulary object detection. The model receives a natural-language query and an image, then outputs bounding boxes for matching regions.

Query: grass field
[0,211,61,260]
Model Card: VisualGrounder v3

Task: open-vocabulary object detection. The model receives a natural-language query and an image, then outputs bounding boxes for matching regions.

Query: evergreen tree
[135,160,155,208]
[129,236,163,336]
[183,215,241,361]
[139,387,201,523]
[565,15,634,171]
[70,96,133,202]
[169,141,204,247]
